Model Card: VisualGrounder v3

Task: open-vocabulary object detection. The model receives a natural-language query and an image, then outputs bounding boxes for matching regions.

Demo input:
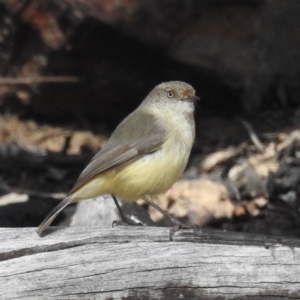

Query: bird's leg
[111,195,142,226]
[112,195,127,222]
[143,195,184,225]
[143,196,197,240]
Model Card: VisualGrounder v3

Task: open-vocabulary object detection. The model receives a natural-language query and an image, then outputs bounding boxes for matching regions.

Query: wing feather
[69,111,165,194]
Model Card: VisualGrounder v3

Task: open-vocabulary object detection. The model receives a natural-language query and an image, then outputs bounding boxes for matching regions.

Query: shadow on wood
[0,227,299,299]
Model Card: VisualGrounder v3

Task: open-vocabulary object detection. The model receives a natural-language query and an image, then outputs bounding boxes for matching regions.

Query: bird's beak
[184,95,200,102]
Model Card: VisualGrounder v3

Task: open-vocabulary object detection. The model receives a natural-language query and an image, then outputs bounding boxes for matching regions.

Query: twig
[61,134,73,155]
[0,76,79,85]
[277,129,300,153]
[23,190,66,200]
[238,118,264,152]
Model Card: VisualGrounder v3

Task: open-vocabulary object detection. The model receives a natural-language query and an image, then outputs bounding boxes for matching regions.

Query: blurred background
[0,0,300,237]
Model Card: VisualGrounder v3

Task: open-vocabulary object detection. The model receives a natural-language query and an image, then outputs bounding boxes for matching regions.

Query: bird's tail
[37,194,76,235]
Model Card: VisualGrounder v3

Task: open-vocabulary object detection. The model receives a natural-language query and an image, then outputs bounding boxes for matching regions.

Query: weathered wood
[0,226,299,299]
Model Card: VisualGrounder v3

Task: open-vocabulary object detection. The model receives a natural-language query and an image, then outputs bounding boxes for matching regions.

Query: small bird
[37,81,199,235]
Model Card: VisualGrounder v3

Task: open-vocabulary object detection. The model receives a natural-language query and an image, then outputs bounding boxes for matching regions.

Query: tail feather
[37,194,76,235]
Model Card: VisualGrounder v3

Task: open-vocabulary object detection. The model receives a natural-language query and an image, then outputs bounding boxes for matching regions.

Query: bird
[37,81,199,235]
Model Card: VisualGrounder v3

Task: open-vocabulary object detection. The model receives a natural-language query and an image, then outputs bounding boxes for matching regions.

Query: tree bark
[0,226,299,299]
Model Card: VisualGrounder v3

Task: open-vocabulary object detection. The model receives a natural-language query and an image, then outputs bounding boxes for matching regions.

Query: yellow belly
[111,151,183,200]
[73,145,189,202]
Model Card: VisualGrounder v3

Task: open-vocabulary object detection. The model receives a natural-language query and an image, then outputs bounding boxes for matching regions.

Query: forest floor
[0,107,300,238]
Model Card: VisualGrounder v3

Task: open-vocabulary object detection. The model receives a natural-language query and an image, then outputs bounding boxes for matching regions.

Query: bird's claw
[169,222,198,241]
[112,219,143,227]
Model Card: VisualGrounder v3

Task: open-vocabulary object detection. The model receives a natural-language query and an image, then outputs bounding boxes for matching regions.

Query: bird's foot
[169,222,198,241]
[112,219,144,227]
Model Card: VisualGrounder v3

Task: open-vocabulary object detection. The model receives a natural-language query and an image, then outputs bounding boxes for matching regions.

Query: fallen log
[0,226,299,299]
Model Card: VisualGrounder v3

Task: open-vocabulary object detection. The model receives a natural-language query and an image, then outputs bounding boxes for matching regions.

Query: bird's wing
[69,111,165,194]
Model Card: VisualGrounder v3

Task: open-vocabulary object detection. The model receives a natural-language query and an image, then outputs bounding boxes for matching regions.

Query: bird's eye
[167,91,174,98]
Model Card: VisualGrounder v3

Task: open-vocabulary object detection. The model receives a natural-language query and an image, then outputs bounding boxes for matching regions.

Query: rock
[2,0,300,117]
[70,196,154,227]
[169,1,300,111]
[81,0,300,111]
[70,196,119,227]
